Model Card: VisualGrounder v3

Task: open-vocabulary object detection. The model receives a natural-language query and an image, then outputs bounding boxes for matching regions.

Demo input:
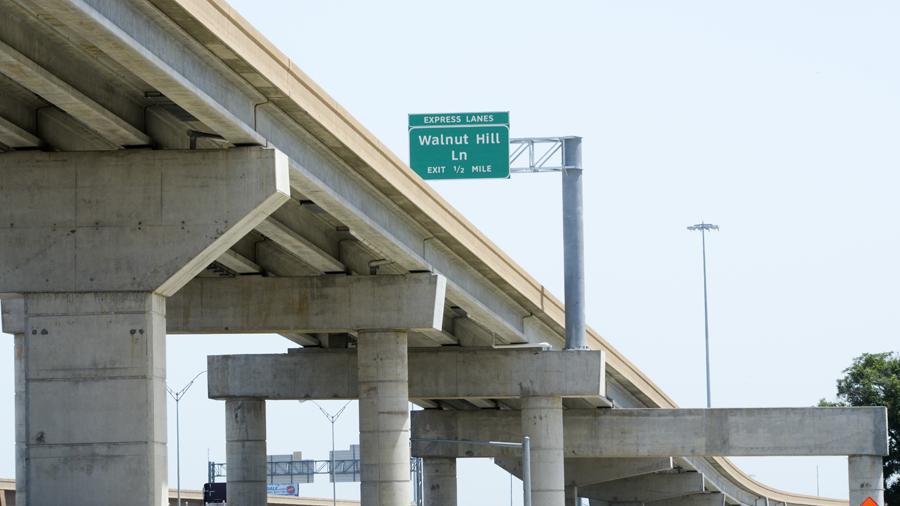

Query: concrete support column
[225,399,267,506]
[358,331,411,506]
[423,458,457,506]
[522,396,565,506]
[848,455,884,506]
[565,484,579,506]
[13,331,26,506]
[22,292,166,506]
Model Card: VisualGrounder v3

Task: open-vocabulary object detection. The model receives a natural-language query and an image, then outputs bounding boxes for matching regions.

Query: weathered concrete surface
[579,472,705,503]
[226,399,267,506]
[22,292,167,506]
[496,457,674,487]
[0,148,289,297]
[562,408,889,457]
[523,396,565,506]
[412,408,889,458]
[649,492,726,506]
[168,274,446,334]
[358,332,410,506]
[848,455,884,506]
[423,458,457,506]
[207,348,605,400]
[412,348,603,400]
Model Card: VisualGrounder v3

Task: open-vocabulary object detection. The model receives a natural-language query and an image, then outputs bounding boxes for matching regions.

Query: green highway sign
[408,112,510,180]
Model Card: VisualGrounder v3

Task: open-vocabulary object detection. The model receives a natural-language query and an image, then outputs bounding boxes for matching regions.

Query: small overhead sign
[408,112,510,180]
[267,483,299,496]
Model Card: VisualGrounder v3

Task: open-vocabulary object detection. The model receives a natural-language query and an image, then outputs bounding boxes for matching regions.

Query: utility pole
[166,370,207,506]
[687,222,718,408]
[308,400,352,506]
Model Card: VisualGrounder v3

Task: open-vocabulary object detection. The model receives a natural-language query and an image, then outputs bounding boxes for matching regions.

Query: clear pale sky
[1,1,899,504]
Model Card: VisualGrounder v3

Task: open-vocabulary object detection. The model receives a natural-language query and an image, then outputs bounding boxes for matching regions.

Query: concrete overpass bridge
[0,1,887,506]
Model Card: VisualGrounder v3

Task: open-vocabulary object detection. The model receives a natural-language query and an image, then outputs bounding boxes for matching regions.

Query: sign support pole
[561,137,586,350]
[508,136,588,350]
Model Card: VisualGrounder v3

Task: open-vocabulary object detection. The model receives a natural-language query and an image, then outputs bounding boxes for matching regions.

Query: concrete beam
[562,408,890,457]
[35,106,117,150]
[169,274,446,334]
[567,458,674,487]
[0,39,149,146]
[411,408,889,458]
[207,348,605,400]
[579,472,705,503]
[216,249,261,274]
[255,217,345,273]
[0,114,39,148]
[496,457,674,487]
[0,148,290,296]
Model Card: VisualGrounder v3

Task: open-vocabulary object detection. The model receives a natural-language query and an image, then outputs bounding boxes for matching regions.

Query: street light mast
[166,370,207,506]
[309,400,352,506]
[687,222,718,408]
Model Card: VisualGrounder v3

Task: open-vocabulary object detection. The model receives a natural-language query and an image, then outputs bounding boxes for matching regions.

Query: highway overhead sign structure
[408,112,510,179]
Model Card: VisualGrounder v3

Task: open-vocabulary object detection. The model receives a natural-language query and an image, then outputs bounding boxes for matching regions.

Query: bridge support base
[848,455,884,506]
[523,396,565,506]
[21,292,167,506]
[359,331,411,506]
[423,457,457,506]
[226,398,267,506]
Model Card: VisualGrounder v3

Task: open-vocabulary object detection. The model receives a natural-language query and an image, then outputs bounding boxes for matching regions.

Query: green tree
[819,352,899,504]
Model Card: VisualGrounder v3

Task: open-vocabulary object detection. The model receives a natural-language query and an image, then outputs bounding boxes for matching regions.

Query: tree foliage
[819,352,899,504]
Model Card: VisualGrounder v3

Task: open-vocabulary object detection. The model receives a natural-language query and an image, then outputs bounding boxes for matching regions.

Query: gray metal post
[688,222,718,408]
[309,400,350,506]
[176,398,181,506]
[562,136,586,350]
[523,436,532,506]
[330,418,336,506]
[701,227,711,408]
[167,370,205,506]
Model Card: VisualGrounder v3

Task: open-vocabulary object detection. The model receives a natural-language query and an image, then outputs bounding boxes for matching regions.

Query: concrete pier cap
[206,348,606,401]
[0,147,291,506]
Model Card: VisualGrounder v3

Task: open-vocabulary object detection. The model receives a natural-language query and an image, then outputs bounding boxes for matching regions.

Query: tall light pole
[687,222,718,408]
[307,400,352,506]
[166,370,207,506]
